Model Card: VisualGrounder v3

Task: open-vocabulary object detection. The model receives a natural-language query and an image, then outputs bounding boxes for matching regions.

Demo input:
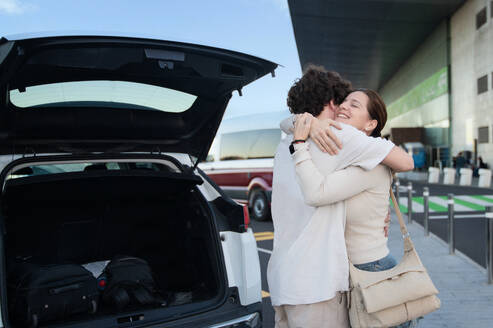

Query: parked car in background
[199,112,289,221]
[0,33,277,328]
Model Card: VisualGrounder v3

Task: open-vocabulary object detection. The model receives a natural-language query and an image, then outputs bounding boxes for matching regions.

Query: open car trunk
[1,164,227,328]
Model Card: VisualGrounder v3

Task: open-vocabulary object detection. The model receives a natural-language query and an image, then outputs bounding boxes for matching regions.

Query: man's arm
[280,114,342,155]
[280,116,295,134]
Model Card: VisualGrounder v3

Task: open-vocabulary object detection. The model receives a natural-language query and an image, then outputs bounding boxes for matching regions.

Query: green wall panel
[387,67,448,119]
[379,21,449,128]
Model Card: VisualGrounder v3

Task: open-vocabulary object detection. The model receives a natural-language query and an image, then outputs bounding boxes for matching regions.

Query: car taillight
[242,204,250,231]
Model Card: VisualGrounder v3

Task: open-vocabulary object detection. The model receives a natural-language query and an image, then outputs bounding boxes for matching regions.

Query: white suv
[0,34,277,328]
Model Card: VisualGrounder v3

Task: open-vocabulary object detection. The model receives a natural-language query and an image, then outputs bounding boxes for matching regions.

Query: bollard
[423,187,430,236]
[407,182,413,223]
[486,206,493,284]
[395,178,400,208]
[448,194,455,255]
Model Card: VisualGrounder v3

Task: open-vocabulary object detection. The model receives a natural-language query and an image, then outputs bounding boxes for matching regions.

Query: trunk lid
[0,35,277,164]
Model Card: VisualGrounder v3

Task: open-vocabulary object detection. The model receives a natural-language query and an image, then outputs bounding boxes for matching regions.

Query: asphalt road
[249,219,275,328]
[249,180,493,327]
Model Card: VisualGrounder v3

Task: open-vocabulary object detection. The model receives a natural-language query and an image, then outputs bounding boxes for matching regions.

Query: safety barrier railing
[393,180,493,284]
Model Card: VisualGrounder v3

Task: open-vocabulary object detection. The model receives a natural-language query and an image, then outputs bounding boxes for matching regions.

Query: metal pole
[423,187,430,236]
[395,178,400,208]
[486,206,493,284]
[407,182,413,223]
[448,193,455,255]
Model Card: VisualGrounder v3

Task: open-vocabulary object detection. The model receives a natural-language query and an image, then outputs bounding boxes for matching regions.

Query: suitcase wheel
[89,300,97,314]
[28,314,38,328]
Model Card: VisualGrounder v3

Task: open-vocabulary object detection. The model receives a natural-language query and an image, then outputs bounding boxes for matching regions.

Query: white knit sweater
[293,143,392,265]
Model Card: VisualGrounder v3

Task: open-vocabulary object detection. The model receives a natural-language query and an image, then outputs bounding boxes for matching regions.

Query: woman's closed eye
[350,100,361,108]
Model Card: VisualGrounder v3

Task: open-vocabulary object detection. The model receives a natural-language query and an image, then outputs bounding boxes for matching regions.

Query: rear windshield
[8,161,178,180]
[10,81,197,112]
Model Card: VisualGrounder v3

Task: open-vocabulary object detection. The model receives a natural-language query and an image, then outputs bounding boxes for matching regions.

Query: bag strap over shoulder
[389,186,415,252]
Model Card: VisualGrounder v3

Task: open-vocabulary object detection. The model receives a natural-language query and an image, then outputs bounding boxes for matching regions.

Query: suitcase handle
[49,283,82,295]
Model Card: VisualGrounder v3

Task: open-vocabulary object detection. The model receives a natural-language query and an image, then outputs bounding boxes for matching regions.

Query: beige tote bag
[348,188,441,328]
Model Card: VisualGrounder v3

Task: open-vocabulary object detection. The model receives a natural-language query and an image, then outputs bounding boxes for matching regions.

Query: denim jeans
[354,254,416,328]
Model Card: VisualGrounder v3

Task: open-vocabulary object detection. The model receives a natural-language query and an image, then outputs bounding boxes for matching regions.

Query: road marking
[460,195,493,207]
[258,247,273,254]
[395,198,491,216]
[412,197,448,212]
[395,186,416,193]
[471,195,493,204]
[437,196,482,211]
[429,213,486,219]
[254,232,274,241]
[262,290,270,298]
[450,197,485,211]
[409,197,425,212]
[254,232,273,236]
[255,236,274,241]
[422,197,455,210]
[393,195,493,213]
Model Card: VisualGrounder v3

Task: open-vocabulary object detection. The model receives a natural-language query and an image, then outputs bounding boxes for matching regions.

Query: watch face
[289,143,295,155]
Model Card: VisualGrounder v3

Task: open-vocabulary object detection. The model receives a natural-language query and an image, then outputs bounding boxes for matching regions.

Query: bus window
[220,129,281,161]
[248,129,281,159]
[220,131,248,160]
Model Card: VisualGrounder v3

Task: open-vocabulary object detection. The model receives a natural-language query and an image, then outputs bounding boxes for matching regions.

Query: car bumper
[208,312,261,327]
[144,302,263,328]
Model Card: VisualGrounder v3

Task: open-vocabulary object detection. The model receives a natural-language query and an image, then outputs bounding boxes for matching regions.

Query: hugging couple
[267,65,415,328]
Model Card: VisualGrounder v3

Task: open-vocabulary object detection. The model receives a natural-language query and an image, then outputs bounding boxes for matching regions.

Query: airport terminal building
[289,0,493,168]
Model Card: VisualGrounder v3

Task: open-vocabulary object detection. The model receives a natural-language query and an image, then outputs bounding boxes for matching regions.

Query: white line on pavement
[399,197,424,212]
[258,247,272,254]
[429,213,485,219]
[428,196,472,212]
[396,186,416,193]
[457,195,492,207]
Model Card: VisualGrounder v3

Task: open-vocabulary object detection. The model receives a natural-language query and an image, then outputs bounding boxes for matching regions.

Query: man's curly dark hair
[287,64,352,116]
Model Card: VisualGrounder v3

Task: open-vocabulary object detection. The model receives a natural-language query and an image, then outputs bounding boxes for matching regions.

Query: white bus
[199,111,289,221]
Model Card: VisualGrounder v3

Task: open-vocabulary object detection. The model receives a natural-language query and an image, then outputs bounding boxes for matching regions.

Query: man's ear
[329,100,338,112]
[321,102,332,112]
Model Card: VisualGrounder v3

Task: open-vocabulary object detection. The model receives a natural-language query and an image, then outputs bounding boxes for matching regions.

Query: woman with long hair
[288,88,415,327]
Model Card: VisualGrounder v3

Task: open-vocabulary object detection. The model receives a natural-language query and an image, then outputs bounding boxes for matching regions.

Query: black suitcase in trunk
[8,263,99,328]
[101,256,165,311]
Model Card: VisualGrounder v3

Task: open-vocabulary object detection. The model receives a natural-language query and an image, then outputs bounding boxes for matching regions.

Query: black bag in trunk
[101,256,164,310]
[8,263,99,328]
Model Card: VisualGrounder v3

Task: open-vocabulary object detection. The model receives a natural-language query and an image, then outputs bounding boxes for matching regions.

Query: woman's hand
[293,113,312,141]
[309,118,343,155]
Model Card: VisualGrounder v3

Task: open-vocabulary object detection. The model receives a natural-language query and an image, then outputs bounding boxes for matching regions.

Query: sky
[0,0,300,120]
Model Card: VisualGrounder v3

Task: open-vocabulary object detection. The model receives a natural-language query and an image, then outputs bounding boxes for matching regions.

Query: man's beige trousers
[274,292,349,328]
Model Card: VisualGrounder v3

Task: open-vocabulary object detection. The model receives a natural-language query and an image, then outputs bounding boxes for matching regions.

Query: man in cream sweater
[267,66,411,328]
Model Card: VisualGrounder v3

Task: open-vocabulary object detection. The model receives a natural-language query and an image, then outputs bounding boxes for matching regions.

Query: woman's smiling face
[335,91,374,134]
